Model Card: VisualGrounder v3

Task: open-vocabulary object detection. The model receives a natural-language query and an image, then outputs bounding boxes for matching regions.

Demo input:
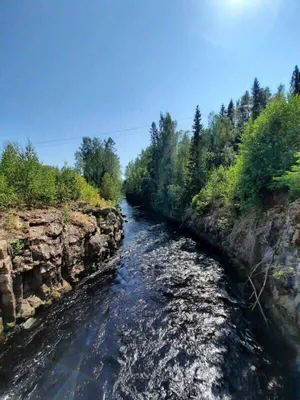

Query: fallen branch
[251,263,270,312]
[248,277,268,324]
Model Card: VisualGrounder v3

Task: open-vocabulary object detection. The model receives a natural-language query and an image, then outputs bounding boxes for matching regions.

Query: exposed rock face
[188,199,300,339]
[0,206,123,329]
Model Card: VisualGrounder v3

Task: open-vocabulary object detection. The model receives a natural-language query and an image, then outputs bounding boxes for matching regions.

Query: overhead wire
[30,116,195,148]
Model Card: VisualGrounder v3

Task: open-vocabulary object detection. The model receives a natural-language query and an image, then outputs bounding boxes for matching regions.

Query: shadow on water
[0,200,298,399]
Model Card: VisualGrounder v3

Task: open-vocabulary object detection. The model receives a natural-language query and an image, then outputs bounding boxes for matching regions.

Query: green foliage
[0,141,109,209]
[187,106,205,198]
[11,239,24,257]
[0,142,58,207]
[124,113,190,214]
[125,65,300,219]
[230,95,300,209]
[76,175,103,206]
[6,209,19,230]
[56,164,80,203]
[209,113,236,168]
[75,136,122,202]
[252,78,261,120]
[272,269,285,280]
[273,153,300,199]
[226,99,234,123]
[290,65,300,96]
[0,174,15,209]
[100,172,121,202]
[192,166,231,214]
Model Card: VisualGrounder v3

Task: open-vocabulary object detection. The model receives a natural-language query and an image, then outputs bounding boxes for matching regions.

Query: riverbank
[126,193,300,347]
[0,204,123,331]
[187,199,300,342]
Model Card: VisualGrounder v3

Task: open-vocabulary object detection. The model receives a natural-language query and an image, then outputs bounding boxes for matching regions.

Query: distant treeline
[0,136,122,210]
[124,65,300,217]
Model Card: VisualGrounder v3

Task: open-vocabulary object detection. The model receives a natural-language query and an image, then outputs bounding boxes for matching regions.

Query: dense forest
[0,137,122,209]
[124,65,300,218]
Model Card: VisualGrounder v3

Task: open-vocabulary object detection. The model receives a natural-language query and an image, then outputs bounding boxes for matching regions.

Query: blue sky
[0,0,299,173]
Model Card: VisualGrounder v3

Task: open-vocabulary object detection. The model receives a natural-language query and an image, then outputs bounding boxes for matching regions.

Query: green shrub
[192,166,231,214]
[230,96,300,210]
[35,165,57,205]
[0,174,16,209]
[0,141,109,209]
[273,152,300,199]
[11,239,24,257]
[167,184,185,213]
[76,175,103,206]
[56,165,80,203]
[100,172,121,202]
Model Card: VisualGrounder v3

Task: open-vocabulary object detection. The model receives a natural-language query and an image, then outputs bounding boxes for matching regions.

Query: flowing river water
[0,201,297,399]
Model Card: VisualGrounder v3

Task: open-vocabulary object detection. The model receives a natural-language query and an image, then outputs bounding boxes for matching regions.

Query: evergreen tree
[150,122,159,147]
[149,122,160,190]
[241,91,251,123]
[275,84,285,100]
[157,112,178,212]
[220,104,226,117]
[236,91,251,133]
[260,87,271,110]
[188,106,203,197]
[189,106,202,170]
[252,78,261,120]
[290,65,300,95]
[75,136,121,201]
[227,99,234,124]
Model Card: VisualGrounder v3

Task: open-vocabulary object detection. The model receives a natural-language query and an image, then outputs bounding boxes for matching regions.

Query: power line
[32,116,194,148]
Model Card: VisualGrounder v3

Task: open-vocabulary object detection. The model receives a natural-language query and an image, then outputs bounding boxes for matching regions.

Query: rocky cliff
[0,205,123,330]
[187,198,300,340]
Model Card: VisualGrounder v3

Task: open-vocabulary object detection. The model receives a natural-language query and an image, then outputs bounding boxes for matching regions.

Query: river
[0,200,297,399]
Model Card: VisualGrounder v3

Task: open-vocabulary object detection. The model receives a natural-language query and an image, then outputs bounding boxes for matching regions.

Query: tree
[150,122,159,147]
[236,91,251,133]
[0,142,20,188]
[157,112,178,210]
[124,65,300,220]
[290,65,300,95]
[274,152,300,199]
[227,99,234,124]
[56,164,80,203]
[260,87,271,110]
[100,172,120,201]
[220,104,226,117]
[209,114,235,168]
[275,84,285,100]
[252,78,261,120]
[230,95,300,209]
[18,141,43,205]
[188,106,204,197]
[75,136,121,202]
[149,122,160,191]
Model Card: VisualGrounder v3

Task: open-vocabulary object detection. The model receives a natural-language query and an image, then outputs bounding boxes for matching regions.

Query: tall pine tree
[227,99,234,124]
[260,87,271,110]
[291,65,300,95]
[149,122,160,190]
[220,104,226,117]
[275,84,285,100]
[252,78,261,120]
[150,122,159,147]
[188,105,203,198]
[236,91,251,133]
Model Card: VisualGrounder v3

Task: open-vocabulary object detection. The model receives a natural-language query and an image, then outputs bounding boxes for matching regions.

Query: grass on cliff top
[0,198,114,241]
